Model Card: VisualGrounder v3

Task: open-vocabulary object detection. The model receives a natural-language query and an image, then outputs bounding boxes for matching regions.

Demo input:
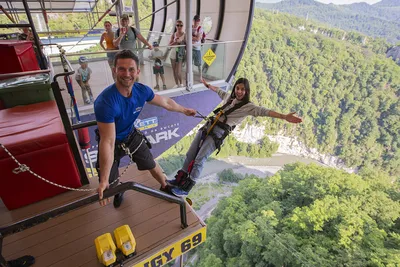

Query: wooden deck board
[1,166,203,267]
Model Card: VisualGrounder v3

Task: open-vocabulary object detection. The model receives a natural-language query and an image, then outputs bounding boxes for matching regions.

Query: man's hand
[97,180,111,206]
[183,108,196,116]
[285,112,302,124]
[120,27,127,36]
[147,44,153,50]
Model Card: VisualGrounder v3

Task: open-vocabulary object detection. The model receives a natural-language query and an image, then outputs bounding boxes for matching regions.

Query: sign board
[202,48,216,66]
[134,226,207,267]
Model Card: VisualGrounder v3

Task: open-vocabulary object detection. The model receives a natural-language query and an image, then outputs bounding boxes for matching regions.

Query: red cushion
[0,101,67,160]
[0,143,81,210]
[0,100,81,210]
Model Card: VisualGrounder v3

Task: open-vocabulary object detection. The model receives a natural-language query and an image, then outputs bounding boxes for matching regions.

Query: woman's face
[234,83,246,100]
[104,23,112,31]
[176,22,184,31]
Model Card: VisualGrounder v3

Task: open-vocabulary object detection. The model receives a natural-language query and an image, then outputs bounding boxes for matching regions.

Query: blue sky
[257,0,381,4]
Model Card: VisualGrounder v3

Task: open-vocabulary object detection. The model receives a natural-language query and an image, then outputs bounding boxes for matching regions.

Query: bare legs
[171,59,183,86]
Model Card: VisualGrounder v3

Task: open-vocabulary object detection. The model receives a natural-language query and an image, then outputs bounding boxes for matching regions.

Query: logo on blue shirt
[135,117,158,130]
[133,107,142,115]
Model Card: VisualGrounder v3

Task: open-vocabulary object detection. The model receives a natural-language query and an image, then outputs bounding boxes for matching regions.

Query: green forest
[193,163,400,266]
[231,9,400,177]
[177,8,400,266]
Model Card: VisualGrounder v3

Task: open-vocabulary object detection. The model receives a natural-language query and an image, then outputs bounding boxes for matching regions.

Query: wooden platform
[0,165,205,267]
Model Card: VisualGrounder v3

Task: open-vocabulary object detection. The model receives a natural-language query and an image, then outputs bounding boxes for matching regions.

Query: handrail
[53,69,75,82]
[0,181,188,238]
[0,23,30,28]
[72,120,97,130]
[47,39,245,58]
[0,69,50,79]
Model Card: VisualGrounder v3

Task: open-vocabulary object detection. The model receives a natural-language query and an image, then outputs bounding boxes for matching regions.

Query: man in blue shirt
[94,50,196,207]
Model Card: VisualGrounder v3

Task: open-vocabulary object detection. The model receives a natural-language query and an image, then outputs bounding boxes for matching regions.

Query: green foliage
[257,0,400,44]
[194,163,400,266]
[236,9,400,176]
[218,169,244,183]
[187,183,230,211]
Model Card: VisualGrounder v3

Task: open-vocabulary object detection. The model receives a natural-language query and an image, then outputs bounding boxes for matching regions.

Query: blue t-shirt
[94,83,155,141]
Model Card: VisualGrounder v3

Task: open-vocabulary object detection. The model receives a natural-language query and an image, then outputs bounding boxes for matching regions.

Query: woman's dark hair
[113,49,139,68]
[230,77,250,102]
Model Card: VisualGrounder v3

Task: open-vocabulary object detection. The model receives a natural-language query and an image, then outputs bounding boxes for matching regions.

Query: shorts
[153,66,164,75]
[95,129,156,185]
[192,49,201,66]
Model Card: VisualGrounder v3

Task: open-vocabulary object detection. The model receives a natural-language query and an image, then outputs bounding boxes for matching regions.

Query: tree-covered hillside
[257,0,400,43]
[234,9,400,176]
[194,163,400,266]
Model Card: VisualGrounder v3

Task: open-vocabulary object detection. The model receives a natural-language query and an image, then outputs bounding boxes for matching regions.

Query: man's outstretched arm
[149,94,196,116]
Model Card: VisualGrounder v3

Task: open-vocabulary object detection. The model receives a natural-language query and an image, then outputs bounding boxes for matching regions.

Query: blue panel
[78,89,224,168]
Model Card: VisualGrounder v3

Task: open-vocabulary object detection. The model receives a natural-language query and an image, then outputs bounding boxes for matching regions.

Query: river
[194,153,323,183]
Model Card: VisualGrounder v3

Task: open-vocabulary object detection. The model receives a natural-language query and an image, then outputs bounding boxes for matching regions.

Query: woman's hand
[285,112,302,124]
[201,78,217,92]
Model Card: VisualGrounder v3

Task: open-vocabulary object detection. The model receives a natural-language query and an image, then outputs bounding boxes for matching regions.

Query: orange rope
[206,111,224,136]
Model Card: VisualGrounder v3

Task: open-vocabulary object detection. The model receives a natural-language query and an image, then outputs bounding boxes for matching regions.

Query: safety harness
[206,98,249,155]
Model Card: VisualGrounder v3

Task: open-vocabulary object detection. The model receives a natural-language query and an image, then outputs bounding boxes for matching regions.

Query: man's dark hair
[230,77,250,102]
[113,49,139,68]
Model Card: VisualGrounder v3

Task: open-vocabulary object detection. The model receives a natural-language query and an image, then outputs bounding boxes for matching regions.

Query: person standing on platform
[149,41,167,90]
[75,56,94,105]
[94,50,196,208]
[113,14,153,54]
[100,21,118,79]
[192,15,204,80]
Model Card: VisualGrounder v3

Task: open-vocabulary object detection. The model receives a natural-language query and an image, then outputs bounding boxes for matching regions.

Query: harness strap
[213,98,249,124]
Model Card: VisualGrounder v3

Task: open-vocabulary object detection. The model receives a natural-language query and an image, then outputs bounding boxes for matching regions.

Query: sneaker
[163,84,167,90]
[172,85,179,89]
[7,255,35,267]
[85,99,91,104]
[154,85,160,90]
[113,192,124,208]
[180,84,185,87]
[168,170,188,186]
[171,187,189,197]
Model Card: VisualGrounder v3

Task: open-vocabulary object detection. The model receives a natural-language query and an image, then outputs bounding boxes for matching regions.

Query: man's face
[121,19,129,27]
[114,58,140,88]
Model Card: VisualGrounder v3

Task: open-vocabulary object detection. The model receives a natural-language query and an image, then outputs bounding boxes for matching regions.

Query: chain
[0,139,144,192]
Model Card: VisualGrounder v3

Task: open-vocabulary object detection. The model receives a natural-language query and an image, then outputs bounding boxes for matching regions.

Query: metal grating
[0,0,98,13]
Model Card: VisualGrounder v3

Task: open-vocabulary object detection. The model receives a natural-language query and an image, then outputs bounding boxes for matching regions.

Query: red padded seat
[0,100,81,210]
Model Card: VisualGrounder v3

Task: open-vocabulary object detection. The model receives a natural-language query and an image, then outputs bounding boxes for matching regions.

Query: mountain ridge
[256,0,400,43]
